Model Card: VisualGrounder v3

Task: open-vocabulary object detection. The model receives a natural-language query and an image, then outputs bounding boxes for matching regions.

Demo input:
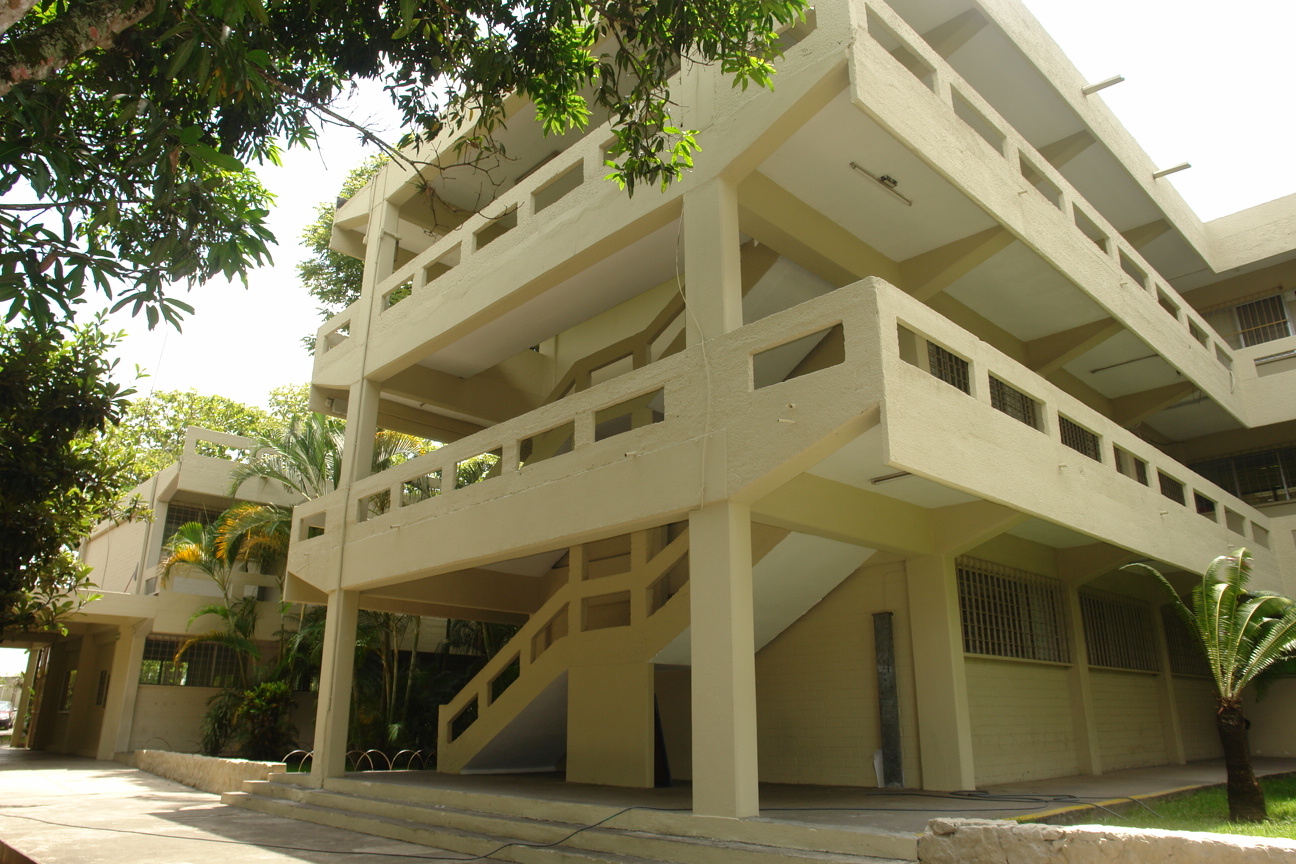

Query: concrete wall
[128,685,218,753]
[1175,676,1223,761]
[1247,677,1296,758]
[1089,669,1166,772]
[966,658,1077,786]
[919,818,1296,864]
[754,558,920,788]
[82,519,149,594]
[131,749,286,795]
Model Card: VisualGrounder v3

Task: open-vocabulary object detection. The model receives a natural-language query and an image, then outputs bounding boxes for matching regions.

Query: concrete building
[6,429,308,758]
[286,0,1296,819]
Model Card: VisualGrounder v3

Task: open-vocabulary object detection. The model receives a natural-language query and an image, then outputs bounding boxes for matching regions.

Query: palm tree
[1127,550,1296,822]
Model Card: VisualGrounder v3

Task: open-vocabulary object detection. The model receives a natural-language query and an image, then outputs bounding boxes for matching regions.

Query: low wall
[130,749,286,795]
[920,818,1296,863]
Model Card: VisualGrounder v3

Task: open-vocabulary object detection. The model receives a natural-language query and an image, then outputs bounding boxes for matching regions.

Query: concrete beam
[1110,381,1196,428]
[1121,219,1172,251]
[933,500,1031,556]
[1023,318,1124,376]
[920,8,989,58]
[738,172,901,288]
[1057,543,1141,587]
[751,473,934,555]
[898,226,1014,303]
[1038,130,1096,170]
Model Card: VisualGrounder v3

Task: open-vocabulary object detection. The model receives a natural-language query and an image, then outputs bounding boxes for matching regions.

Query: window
[1059,416,1100,461]
[989,376,1040,428]
[1080,590,1158,672]
[927,342,970,393]
[1203,291,1294,350]
[1190,445,1296,507]
[1161,607,1210,677]
[94,670,110,707]
[138,636,244,688]
[59,669,77,712]
[163,502,221,540]
[957,558,1069,663]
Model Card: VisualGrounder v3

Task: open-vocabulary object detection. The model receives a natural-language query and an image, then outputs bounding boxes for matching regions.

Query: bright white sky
[88,0,1296,411]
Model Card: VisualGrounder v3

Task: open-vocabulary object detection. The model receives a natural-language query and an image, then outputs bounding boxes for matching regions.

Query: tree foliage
[0,318,137,634]
[1,0,806,327]
[1128,551,1296,822]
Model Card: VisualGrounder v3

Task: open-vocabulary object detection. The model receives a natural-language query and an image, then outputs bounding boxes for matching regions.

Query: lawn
[1078,774,1296,840]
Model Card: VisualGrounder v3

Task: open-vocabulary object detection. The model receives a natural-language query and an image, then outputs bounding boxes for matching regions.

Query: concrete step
[226,778,916,864]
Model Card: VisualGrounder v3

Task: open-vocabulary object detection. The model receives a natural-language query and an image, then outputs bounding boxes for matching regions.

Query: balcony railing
[858,0,1236,376]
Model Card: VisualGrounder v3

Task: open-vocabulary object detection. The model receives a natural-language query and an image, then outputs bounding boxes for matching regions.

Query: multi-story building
[7,429,306,758]
[286,0,1296,819]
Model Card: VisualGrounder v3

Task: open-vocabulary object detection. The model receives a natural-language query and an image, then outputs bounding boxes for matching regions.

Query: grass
[1080,774,1296,839]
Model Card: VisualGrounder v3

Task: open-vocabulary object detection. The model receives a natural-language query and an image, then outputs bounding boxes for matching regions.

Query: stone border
[128,749,286,795]
[920,818,1296,863]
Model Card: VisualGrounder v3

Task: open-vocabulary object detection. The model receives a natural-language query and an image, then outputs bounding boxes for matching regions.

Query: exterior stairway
[222,772,918,864]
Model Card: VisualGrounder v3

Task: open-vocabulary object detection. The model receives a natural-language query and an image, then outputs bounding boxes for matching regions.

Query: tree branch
[0,0,40,39]
[0,0,156,98]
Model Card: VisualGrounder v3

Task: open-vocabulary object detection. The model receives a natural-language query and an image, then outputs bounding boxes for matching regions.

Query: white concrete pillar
[683,177,743,347]
[338,378,382,486]
[905,555,976,790]
[1064,588,1102,775]
[688,500,759,817]
[310,589,360,786]
[100,620,150,760]
[9,648,39,748]
[1152,608,1187,765]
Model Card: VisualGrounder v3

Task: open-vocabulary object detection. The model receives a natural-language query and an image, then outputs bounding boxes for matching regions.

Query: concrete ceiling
[1063,329,1185,398]
[759,90,998,261]
[805,423,979,508]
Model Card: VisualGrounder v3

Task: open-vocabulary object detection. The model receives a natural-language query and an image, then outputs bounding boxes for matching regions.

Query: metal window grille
[1079,590,1158,672]
[1160,606,1210,677]
[163,502,221,539]
[1203,291,1293,350]
[1059,416,1100,461]
[138,635,244,688]
[1113,446,1149,485]
[957,557,1069,663]
[1158,471,1186,505]
[989,376,1039,428]
[927,342,970,394]
[1189,445,1296,507]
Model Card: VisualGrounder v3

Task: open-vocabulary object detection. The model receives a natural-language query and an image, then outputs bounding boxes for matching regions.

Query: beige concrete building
[285,0,1296,818]
[6,429,307,758]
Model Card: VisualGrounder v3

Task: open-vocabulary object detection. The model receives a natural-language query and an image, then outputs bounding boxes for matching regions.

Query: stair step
[228,780,914,864]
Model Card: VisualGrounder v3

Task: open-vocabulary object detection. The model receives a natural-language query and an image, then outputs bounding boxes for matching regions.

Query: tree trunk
[1216,700,1266,821]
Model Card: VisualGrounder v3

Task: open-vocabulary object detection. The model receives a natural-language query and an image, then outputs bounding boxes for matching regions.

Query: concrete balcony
[289,278,1275,601]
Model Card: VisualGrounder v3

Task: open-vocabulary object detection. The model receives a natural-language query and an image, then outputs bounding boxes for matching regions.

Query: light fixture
[850,162,913,207]
[1081,75,1124,96]
[870,471,911,485]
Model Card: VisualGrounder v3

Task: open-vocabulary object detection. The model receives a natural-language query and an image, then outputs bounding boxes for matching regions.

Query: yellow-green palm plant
[160,521,238,607]
[1125,550,1296,822]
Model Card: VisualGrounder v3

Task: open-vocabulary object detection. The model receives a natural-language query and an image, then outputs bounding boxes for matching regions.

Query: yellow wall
[1246,677,1296,758]
[1174,676,1221,761]
[966,658,1077,786]
[754,559,920,787]
[129,685,221,753]
[1089,669,1165,771]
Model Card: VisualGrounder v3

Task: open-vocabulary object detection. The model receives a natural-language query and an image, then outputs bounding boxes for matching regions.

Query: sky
[0,1,1288,680]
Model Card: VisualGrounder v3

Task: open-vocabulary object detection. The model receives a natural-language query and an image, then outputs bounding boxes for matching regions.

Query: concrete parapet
[920,817,1296,863]
[130,749,286,795]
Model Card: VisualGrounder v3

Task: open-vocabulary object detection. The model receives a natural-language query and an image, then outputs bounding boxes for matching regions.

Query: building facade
[289,0,1296,817]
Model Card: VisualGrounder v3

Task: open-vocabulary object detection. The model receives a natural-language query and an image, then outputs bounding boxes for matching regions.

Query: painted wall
[754,558,920,787]
[1174,675,1222,761]
[966,658,1077,786]
[1089,669,1165,771]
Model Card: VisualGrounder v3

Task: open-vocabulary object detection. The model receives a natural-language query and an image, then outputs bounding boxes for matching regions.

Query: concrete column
[688,501,758,817]
[683,177,743,347]
[338,378,382,486]
[1064,588,1102,775]
[566,662,655,787]
[101,620,150,760]
[10,648,39,748]
[905,555,976,790]
[310,589,360,786]
[1152,609,1187,765]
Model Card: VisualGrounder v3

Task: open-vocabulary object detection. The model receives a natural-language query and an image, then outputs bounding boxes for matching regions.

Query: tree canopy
[2,0,807,329]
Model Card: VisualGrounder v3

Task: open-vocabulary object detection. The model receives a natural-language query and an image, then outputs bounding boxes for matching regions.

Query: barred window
[1190,445,1296,507]
[1079,590,1158,671]
[138,636,244,688]
[1059,416,1100,461]
[1158,471,1186,506]
[989,377,1040,429]
[927,342,970,394]
[163,502,221,539]
[1203,291,1293,350]
[1114,446,1149,485]
[1161,606,1210,677]
[957,558,1069,663]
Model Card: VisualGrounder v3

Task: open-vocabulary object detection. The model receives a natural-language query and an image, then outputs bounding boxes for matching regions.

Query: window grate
[1158,471,1186,505]
[957,557,1069,663]
[1114,446,1149,485]
[1190,445,1296,507]
[927,342,970,394]
[1161,606,1210,677]
[138,635,244,688]
[1203,291,1293,350]
[1079,589,1158,672]
[1059,416,1100,461]
[163,502,221,539]
[989,376,1039,428]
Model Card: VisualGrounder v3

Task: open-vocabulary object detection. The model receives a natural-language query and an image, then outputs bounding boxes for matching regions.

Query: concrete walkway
[0,747,1293,863]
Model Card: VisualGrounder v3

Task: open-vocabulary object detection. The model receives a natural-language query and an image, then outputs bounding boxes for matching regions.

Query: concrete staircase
[223,772,918,864]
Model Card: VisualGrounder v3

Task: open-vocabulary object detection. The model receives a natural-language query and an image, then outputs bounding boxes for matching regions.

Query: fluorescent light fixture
[850,162,913,207]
